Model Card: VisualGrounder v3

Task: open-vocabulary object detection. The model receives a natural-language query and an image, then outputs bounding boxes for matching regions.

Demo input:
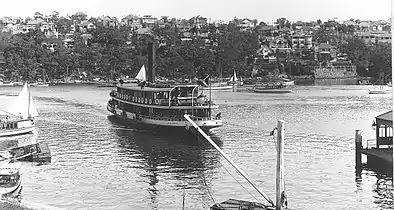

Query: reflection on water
[356,166,393,210]
[107,116,223,209]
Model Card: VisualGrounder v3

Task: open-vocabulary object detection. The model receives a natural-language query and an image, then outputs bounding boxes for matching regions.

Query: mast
[27,85,30,118]
[209,76,211,118]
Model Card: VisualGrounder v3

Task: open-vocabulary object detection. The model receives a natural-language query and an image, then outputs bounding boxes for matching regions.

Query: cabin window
[6,124,9,129]
[163,92,168,99]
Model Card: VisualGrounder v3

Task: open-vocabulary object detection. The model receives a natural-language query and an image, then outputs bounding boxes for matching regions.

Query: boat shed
[374,110,393,148]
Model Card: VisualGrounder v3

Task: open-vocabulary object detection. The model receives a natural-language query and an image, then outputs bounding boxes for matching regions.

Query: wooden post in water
[276,120,284,210]
[355,130,362,169]
[182,189,185,210]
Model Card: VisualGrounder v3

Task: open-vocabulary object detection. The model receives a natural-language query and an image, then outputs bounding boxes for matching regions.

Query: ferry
[0,162,22,196]
[106,43,222,133]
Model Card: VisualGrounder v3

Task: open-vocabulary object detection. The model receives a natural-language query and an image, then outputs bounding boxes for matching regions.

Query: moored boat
[248,82,293,94]
[369,89,391,94]
[97,81,118,87]
[107,43,222,133]
[0,83,38,137]
[0,162,22,196]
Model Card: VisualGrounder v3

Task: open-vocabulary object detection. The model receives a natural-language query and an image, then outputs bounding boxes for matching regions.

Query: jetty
[355,110,393,170]
[5,142,51,163]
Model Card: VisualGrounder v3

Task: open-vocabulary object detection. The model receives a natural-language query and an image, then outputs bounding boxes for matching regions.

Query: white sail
[7,83,38,118]
[228,71,238,82]
[29,93,38,118]
[135,65,147,81]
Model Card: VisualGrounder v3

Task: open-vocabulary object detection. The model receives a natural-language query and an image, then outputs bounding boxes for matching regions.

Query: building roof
[27,18,44,25]
[137,28,152,35]
[123,14,140,20]
[318,43,332,49]
[376,110,392,123]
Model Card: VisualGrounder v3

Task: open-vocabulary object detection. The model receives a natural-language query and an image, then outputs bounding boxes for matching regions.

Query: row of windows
[0,123,18,129]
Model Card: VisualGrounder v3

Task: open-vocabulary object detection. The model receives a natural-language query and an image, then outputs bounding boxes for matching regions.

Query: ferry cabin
[109,84,218,122]
[0,115,32,130]
[0,171,20,188]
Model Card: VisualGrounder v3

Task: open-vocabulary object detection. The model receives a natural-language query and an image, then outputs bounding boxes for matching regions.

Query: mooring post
[276,120,284,210]
[182,188,185,210]
[355,130,362,170]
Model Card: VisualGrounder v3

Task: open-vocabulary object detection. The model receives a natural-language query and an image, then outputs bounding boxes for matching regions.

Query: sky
[1,0,392,23]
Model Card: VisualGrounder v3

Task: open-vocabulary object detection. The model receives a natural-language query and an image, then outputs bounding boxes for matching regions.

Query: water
[0,84,392,210]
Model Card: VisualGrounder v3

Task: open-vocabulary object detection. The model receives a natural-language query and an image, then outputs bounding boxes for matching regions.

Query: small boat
[0,82,14,87]
[29,82,50,87]
[97,81,118,87]
[369,89,391,94]
[201,85,233,90]
[282,80,295,86]
[0,83,38,137]
[249,82,293,94]
[369,73,392,94]
[0,162,22,195]
[251,88,293,94]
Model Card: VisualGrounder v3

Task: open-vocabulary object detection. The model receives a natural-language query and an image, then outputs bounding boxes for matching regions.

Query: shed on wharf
[355,110,393,171]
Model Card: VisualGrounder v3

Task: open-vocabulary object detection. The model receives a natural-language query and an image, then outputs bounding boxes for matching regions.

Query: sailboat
[97,66,119,87]
[201,61,233,90]
[369,72,391,94]
[135,65,147,82]
[0,83,38,137]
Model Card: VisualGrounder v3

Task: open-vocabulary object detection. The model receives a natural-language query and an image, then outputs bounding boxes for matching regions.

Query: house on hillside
[291,33,312,49]
[141,15,157,28]
[238,18,255,31]
[316,42,336,61]
[121,14,142,29]
[100,16,119,28]
[26,18,44,31]
[33,12,43,20]
[257,25,275,36]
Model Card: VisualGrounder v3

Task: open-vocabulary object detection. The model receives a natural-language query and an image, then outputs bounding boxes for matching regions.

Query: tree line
[0,19,391,82]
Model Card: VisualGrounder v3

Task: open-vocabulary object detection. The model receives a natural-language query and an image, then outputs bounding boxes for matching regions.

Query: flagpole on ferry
[209,75,211,118]
[27,83,30,118]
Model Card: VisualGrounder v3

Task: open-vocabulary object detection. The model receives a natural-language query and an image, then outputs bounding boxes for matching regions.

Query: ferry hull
[0,126,35,138]
[107,105,222,133]
[0,179,21,196]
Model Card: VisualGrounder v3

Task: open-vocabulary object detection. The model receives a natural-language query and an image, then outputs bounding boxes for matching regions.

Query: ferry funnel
[147,42,156,83]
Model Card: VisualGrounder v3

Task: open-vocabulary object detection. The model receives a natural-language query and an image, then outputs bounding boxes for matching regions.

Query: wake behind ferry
[107,43,222,133]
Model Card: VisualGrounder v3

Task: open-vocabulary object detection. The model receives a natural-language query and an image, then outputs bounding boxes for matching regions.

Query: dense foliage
[0,17,391,82]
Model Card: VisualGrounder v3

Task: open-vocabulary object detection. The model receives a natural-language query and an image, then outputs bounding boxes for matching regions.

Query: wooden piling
[276,120,284,210]
[355,130,362,169]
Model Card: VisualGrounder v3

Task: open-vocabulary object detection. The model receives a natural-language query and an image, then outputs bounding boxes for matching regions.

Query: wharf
[9,142,51,163]
[361,148,393,165]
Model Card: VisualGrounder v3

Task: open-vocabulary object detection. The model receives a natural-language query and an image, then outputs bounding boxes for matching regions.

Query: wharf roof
[376,110,392,126]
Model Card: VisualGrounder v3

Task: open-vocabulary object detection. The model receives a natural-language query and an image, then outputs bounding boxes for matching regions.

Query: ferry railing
[135,114,219,122]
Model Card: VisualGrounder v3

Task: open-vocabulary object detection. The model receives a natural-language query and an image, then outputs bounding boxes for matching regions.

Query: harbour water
[0,84,392,210]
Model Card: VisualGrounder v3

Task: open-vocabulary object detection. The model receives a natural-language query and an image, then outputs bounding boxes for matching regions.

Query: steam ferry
[106,43,222,133]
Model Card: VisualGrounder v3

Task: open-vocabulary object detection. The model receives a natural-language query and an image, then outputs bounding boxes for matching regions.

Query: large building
[291,33,312,49]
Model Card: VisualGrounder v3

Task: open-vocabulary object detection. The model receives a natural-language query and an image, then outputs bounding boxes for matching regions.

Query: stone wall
[313,65,358,79]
